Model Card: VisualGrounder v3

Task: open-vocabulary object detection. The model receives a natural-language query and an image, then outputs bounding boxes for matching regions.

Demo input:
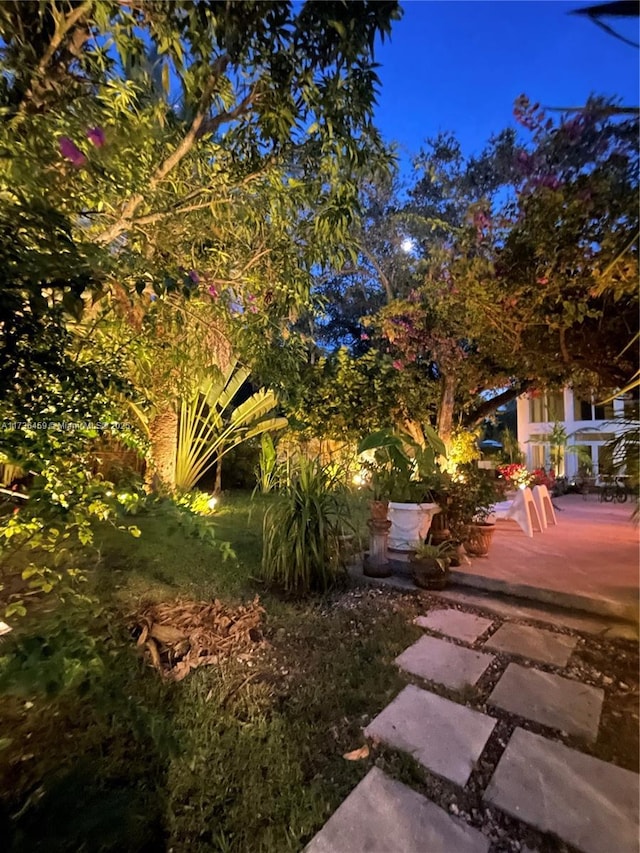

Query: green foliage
[357,426,445,502]
[253,433,281,495]
[287,347,441,440]
[437,465,501,537]
[261,459,353,594]
[0,456,145,618]
[410,540,450,567]
[500,426,525,464]
[174,489,217,516]
[175,361,287,491]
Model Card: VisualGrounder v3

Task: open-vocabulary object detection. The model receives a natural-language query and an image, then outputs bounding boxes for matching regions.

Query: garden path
[306,606,639,853]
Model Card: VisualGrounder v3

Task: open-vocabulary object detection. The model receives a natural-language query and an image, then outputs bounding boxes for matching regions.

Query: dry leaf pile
[132,596,265,681]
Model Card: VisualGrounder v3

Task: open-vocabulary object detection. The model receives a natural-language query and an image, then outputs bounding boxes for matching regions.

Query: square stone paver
[485,728,640,853]
[415,609,493,643]
[485,623,577,667]
[396,635,494,690]
[305,766,489,853]
[364,684,497,786]
[488,663,603,741]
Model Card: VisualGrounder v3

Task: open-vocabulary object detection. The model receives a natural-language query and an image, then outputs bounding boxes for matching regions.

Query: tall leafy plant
[261,459,353,594]
[175,362,287,491]
[253,433,280,495]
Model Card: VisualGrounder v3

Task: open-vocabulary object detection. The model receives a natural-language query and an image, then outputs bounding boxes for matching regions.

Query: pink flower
[87,127,106,147]
[360,332,370,340]
[392,359,404,371]
[59,136,86,167]
[537,277,549,285]
[208,285,218,298]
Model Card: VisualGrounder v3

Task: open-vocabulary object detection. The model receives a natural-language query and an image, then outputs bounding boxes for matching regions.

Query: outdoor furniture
[532,485,557,528]
[492,488,543,538]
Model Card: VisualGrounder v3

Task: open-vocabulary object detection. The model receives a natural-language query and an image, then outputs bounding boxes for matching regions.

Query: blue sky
[374,1,639,165]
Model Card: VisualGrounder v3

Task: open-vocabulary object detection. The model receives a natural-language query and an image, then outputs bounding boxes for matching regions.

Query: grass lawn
[0,490,419,852]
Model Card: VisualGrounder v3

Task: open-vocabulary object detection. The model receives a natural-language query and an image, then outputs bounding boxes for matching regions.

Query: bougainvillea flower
[59,136,86,167]
[87,127,106,147]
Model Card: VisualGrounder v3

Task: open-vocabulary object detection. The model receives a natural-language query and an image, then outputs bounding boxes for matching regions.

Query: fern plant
[261,459,353,594]
[175,361,287,491]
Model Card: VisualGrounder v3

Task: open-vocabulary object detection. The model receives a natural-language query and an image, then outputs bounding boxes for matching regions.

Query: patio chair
[532,484,557,527]
[492,487,543,538]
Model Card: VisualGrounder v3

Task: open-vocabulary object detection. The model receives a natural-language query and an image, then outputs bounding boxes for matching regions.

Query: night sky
[374,1,639,166]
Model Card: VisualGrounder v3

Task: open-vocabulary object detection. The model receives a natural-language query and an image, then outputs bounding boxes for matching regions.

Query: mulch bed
[130,596,265,681]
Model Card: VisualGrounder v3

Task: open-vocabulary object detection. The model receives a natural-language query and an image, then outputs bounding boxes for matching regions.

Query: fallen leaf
[342,745,370,761]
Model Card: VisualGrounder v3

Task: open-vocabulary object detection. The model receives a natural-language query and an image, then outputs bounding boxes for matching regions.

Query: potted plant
[409,540,451,590]
[358,427,445,552]
[445,464,500,558]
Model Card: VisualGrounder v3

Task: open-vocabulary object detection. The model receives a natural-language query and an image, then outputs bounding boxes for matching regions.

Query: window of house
[547,392,565,421]
[593,401,614,421]
[574,398,593,420]
[574,395,614,421]
[598,444,615,476]
[529,392,564,423]
[530,444,547,468]
[529,396,545,423]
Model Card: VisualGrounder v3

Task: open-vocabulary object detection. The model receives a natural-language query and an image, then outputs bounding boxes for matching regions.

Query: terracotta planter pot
[428,511,451,546]
[463,523,496,557]
[446,541,465,567]
[369,500,389,522]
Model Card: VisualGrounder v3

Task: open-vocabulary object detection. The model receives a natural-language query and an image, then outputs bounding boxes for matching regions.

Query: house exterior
[516,388,636,480]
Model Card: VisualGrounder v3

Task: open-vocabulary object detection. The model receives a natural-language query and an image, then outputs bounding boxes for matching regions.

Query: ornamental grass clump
[260,458,353,595]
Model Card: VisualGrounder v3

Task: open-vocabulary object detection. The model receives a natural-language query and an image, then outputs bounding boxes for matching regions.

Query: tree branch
[95,56,258,247]
[39,1,94,75]
[463,380,533,427]
[13,0,93,120]
[360,246,394,302]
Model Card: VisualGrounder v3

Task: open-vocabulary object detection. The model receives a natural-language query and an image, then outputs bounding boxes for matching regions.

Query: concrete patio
[452,494,639,622]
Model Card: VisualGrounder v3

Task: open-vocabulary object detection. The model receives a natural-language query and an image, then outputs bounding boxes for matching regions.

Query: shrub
[260,459,353,594]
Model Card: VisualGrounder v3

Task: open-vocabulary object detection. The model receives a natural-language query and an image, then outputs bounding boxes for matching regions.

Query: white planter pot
[387,502,440,552]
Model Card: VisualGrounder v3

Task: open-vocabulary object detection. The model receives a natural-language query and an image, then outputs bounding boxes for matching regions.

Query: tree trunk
[436,373,456,447]
[145,407,178,493]
[214,455,222,495]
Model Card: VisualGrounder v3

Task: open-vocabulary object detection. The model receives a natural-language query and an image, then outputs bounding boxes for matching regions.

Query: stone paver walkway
[309,605,639,853]
[484,622,577,666]
[305,766,490,853]
[489,663,604,741]
[485,728,640,853]
[364,684,496,786]
[415,608,493,643]
[396,634,494,689]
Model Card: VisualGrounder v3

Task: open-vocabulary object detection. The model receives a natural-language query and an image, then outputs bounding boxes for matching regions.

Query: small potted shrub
[409,540,451,590]
[445,464,500,558]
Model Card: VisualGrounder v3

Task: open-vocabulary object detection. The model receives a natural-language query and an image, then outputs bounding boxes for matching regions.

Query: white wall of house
[516,388,631,480]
